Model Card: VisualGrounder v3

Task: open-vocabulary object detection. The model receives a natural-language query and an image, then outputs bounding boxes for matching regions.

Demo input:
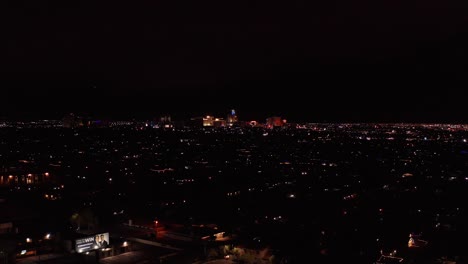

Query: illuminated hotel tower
[227,109,238,126]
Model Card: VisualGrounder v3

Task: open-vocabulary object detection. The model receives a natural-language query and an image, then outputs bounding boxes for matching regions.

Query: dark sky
[2,0,468,122]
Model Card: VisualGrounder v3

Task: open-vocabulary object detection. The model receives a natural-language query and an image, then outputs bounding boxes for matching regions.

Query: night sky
[2,0,468,122]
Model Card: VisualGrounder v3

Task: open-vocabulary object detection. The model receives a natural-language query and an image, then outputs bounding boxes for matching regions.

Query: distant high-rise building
[266,116,285,128]
[213,118,226,127]
[160,115,171,123]
[190,115,227,127]
[159,115,173,128]
[203,116,214,127]
[227,109,238,126]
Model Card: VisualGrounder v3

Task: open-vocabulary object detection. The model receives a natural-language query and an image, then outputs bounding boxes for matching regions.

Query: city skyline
[1,97,467,123]
[2,0,468,123]
[2,79,467,123]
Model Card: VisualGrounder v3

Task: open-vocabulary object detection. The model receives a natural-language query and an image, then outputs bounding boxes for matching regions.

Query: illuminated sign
[75,232,109,253]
